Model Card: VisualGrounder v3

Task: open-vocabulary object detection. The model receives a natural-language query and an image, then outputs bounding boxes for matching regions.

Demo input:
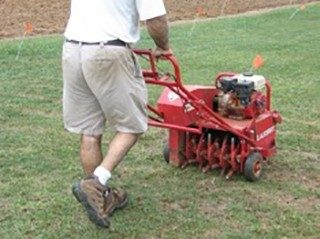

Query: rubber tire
[244,151,263,182]
[163,142,170,163]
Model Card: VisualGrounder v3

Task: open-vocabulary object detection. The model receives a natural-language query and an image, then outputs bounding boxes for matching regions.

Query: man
[62,0,171,228]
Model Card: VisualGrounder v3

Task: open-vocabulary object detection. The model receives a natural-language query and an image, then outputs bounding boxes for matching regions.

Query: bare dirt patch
[0,0,316,38]
[276,195,320,213]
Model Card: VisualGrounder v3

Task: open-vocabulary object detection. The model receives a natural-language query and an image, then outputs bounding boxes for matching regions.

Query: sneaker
[72,176,128,228]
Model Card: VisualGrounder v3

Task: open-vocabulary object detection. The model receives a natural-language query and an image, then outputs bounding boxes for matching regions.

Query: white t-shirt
[64,0,166,43]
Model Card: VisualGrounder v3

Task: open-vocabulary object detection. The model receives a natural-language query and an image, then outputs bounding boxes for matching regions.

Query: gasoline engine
[215,73,267,120]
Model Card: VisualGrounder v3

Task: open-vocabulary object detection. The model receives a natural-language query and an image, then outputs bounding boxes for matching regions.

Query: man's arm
[146,15,172,55]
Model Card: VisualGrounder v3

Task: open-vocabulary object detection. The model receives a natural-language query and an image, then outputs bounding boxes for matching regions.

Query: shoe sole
[72,181,110,228]
[72,182,82,203]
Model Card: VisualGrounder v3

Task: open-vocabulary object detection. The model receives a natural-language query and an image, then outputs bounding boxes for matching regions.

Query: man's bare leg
[91,132,140,186]
[80,132,139,177]
[101,132,140,172]
[80,135,103,176]
[73,132,138,227]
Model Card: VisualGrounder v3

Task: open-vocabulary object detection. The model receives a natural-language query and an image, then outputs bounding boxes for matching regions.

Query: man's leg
[80,132,140,177]
[101,132,140,172]
[80,134,103,176]
[72,132,139,228]
[92,132,140,185]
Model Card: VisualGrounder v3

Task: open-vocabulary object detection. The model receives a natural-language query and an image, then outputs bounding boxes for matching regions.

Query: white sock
[93,166,112,186]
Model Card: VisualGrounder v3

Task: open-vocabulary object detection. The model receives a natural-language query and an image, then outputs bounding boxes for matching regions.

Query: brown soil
[0,0,316,38]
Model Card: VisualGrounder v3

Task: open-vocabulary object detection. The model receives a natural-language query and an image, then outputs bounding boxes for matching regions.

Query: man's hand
[153,46,173,58]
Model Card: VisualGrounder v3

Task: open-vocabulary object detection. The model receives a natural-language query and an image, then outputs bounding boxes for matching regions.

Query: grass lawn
[0,3,319,238]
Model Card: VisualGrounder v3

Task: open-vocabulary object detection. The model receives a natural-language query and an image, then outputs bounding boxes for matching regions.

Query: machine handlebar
[133,49,183,87]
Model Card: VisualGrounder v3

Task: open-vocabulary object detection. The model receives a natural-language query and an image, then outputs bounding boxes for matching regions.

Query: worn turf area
[0,4,319,238]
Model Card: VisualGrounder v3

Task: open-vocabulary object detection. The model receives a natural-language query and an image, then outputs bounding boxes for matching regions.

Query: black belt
[66,39,126,47]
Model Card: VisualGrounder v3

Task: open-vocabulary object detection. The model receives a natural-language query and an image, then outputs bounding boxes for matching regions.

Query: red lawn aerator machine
[134,49,282,181]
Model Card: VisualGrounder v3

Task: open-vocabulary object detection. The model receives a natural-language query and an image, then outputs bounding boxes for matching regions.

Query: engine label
[257,126,275,141]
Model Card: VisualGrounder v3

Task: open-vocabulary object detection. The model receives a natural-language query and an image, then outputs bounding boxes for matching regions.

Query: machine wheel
[244,151,263,182]
[163,142,170,163]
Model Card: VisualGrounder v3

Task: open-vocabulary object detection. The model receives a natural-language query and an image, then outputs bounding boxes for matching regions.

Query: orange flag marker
[196,6,206,17]
[16,22,34,60]
[189,6,206,36]
[300,4,306,11]
[252,54,265,70]
[24,22,33,34]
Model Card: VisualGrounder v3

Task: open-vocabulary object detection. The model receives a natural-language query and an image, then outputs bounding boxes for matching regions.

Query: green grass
[1,4,320,238]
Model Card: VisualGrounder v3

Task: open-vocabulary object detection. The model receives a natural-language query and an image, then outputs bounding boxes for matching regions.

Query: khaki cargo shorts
[62,42,148,135]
